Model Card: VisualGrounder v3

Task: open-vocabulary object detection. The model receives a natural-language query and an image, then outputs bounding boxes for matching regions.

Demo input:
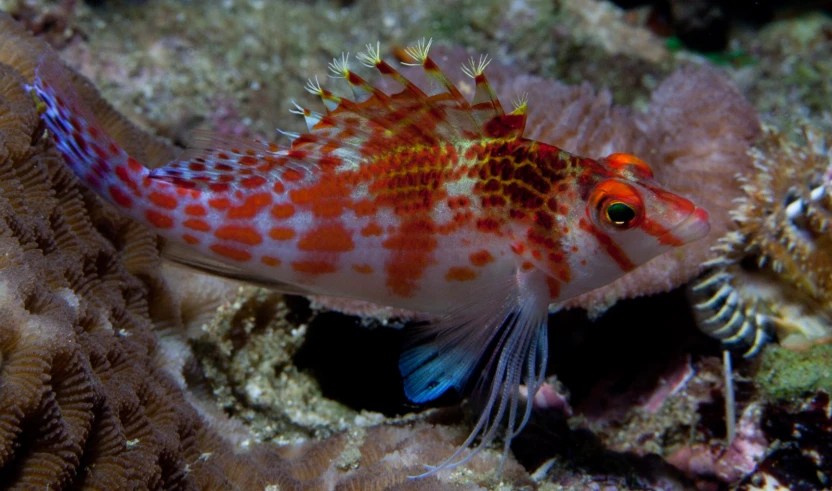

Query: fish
[29,39,710,476]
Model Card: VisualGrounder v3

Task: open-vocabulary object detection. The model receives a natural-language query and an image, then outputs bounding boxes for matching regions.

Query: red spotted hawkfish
[30,39,710,476]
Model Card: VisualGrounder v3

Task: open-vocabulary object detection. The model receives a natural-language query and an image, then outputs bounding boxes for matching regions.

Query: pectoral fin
[398,270,551,476]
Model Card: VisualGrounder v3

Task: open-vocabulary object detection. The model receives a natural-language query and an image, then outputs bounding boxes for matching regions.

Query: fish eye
[604,201,637,228]
[589,180,644,231]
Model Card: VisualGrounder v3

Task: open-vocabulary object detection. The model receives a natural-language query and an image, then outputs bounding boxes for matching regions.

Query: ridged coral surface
[0,13,226,489]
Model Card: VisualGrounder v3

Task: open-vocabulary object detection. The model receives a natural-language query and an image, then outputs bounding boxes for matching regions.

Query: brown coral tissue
[737,391,832,491]
[0,13,240,490]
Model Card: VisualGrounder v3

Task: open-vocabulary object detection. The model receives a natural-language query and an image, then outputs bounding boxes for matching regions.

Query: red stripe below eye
[579,218,635,272]
[639,218,684,246]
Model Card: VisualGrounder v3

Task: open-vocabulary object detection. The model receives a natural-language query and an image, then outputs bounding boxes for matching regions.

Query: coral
[190,286,362,444]
[558,0,669,63]
[1,0,81,48]
[737,391,832,491]
[666,402,767,484]
[754,343,832,400]
[0,12,242,489]
[691,126,832,355]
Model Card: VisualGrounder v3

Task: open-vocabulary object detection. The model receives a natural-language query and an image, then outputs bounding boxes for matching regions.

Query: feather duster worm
[692,126,832,354]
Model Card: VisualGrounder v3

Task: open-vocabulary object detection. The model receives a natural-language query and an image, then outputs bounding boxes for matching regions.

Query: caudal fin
[30,53,148,209]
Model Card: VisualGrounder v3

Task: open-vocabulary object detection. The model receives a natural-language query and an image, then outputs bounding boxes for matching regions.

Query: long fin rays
[399,270,551,478]
[288,38,521,153]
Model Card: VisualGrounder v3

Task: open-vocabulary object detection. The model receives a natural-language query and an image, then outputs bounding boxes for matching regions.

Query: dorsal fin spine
[473,73,504,114]
[422,56,470,106]
[461,55,503,115]
[305,76,341,113]
[374,58,429,100]
[290,102,323,132]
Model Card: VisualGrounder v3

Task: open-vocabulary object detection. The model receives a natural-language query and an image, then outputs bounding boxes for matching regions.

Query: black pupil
[607,202,635,225]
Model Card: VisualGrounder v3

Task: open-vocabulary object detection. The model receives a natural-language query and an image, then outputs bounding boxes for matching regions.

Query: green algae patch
[756,343,832,401]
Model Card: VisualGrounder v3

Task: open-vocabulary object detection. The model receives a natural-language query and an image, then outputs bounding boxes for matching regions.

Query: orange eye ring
[606,152,654,179]
[589,180,644,231]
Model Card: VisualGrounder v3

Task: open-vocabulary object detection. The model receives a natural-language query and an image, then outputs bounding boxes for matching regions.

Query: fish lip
[663,207,710,244]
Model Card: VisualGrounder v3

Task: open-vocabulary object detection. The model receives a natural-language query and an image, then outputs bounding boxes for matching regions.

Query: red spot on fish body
[292,261,336,274]
[185,204,207,216]
[476,217,500,233]
[361,223,383,237]
[228,193,272,219]
[353,200,378,217]
[183,219,211,232]
[469,250,494,267]
[115,166,138,193]
[261,256,281,267]
[215,225,263,245]
[270,203,295,219]
[240,175,267,188]
[210,244,251,262]
[546,276,561,299]
[269,227,296,241]
[283,169,304,181]
[289,188,313,205]
[209,183,230,193]
[149,191,178,209]
[297,225,355,252]
[146,210,174,229]
[108,185,132,208]
[208,197,231,210]
[382,220,438,298]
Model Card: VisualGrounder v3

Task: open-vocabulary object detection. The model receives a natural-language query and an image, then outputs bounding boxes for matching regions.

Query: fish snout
[665,207,710,245]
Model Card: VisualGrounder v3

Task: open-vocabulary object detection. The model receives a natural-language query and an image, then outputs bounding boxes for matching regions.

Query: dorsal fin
[151,40,524,193]
[484,94,527,140]
[296,39,520,156]
[462,54,503,117]
[148,131,342,192]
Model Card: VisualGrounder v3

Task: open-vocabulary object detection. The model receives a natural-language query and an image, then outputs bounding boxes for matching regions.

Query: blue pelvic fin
[398,270,551,477]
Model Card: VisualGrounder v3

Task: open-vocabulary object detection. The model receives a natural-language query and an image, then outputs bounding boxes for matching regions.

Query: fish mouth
[662,207,710,245]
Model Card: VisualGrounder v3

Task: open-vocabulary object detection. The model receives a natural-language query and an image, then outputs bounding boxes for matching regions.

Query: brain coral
[0,12,233,489]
